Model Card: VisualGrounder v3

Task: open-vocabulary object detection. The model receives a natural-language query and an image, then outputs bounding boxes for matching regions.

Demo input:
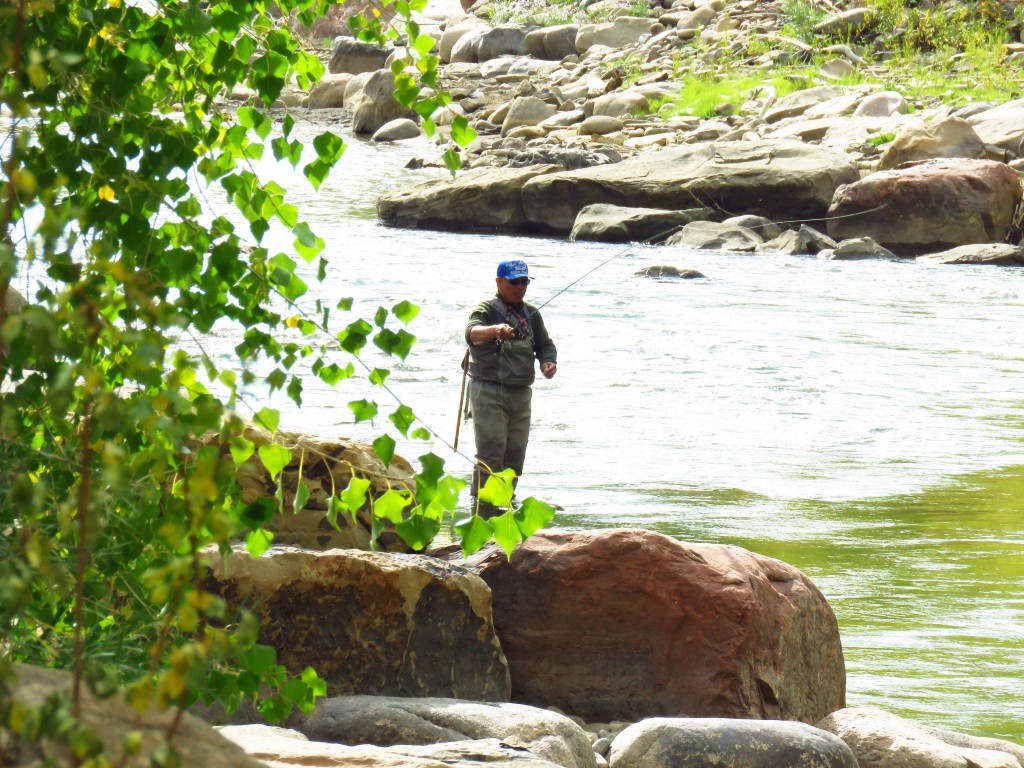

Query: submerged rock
[634,266,705,279]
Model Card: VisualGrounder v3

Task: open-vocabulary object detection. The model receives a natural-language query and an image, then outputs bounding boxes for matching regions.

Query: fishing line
[526,201,891,318]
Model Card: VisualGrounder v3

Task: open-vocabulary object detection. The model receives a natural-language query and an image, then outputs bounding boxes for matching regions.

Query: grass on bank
[482,0,1023,118]
[657,0,1021,119]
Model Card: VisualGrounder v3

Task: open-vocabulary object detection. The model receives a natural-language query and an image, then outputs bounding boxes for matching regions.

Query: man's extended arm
[533,309,557,379]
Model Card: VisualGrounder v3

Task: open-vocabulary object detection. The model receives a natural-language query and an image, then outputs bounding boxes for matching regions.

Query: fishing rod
[453,199,891,442]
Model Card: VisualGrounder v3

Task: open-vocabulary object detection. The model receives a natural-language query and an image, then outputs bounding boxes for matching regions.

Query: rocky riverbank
[244,0,1024,264]
[6,432,1023,765]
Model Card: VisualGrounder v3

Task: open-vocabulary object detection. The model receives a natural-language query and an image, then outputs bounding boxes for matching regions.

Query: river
[77,116,1024,740]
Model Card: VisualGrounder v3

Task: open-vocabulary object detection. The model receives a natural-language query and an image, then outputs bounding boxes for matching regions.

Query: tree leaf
[389,404,415,436]
[391,300,419,324]
[373,489,411,524]
[293,479,311,513]
[258,443,292,480]
[341,477,371,516]
[373,434,396,466]
[395,513,441,551]
[514,497,556,538]
[255,407,280,432]
[349,399,378,423]
[451,115,477,148]
[454,515,493,556]
[229,436,255,466]
[245,528,274,557]
[479,469,515,508]
[442,147,464,177]
[490,511,521,558]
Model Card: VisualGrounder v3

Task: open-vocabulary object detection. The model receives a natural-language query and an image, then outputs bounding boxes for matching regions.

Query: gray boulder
[372,118,421,142]
[663,5,717,32]
[816,708,1024,768]
[965,101,1024,157]
[351,69,418,135]
[441,20,485,63]
[813,7,876,38]
[723,214,782,240]
[477,25,533,61]
[328,38,390,75]
[308,73,353,109]
[915,243,1024,266]
[571,204,715,243]
[11,664,264,768]
[378,164,562,232]
[878,116,986,170]
[578,115,623,136]
[764,86,845,123]
[826,158,1023,253]
[521,140,859,234]
[220,729,568,768]
[756,225,837,256]
[501,96,557,136]
[852,91,907,118]
[344,70,374,103]
[818,237,897,260]
[591,91,649,119]
[524,25,579,60]
[480,57,559,78]
[609,718,858,768]
[665,220,763,251]
[576,17,660,54]
[298,696,597,768]
[451,29,486,63]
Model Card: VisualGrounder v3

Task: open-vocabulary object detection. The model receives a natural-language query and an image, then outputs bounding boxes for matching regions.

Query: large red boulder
[826,158,1023,254]
[455,529,845,724]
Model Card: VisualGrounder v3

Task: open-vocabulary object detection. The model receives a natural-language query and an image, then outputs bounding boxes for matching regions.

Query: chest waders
[468,299,537,513]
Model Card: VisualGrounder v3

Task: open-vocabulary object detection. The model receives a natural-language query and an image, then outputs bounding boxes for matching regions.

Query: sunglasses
[507,278,531,286]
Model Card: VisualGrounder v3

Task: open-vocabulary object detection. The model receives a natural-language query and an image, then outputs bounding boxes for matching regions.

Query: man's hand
[469,324,515,345]
[541,361,557,379]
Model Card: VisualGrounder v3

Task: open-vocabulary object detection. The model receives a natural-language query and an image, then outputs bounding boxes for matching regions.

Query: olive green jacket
[465,296,557,386]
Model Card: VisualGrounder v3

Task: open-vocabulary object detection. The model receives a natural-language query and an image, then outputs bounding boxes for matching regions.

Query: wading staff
[453,348,470,450]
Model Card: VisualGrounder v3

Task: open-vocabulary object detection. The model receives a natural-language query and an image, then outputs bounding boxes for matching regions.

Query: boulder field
[263,0,1024,261]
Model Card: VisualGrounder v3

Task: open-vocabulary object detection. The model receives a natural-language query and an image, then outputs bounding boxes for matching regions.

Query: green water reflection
[557,467,1024,743]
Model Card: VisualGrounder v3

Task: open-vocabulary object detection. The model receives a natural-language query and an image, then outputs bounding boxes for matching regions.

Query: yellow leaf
[373,7,380,16]
[128,681,152,713]
[285,315,300,329]
[14,169,37,197]
[98,185,115,201]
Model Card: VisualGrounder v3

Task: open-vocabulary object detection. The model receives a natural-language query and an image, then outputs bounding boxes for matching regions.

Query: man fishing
[465,259,557,516]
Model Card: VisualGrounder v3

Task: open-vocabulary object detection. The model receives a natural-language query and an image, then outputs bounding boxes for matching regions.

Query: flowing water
[17,115,1024,740]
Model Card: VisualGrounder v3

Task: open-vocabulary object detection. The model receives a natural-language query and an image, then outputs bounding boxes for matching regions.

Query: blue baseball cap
[497,260,530,280]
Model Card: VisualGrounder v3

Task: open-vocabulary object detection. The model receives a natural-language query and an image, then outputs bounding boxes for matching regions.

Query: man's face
[496,276,529,305]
